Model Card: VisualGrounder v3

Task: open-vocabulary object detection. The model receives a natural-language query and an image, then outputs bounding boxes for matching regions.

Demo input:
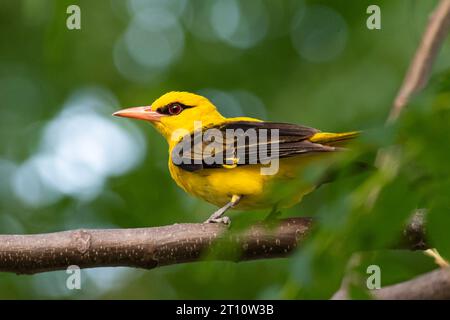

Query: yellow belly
[168,155,323,210]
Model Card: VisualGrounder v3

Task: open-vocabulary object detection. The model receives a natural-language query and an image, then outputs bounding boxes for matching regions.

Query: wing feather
[171,121,335,172]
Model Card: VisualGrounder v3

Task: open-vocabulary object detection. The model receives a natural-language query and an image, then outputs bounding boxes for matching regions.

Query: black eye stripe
[157,102,193,115]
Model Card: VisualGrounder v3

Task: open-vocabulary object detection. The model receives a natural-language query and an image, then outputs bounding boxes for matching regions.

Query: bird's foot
[204,216,231,225]
[203,195,241,225]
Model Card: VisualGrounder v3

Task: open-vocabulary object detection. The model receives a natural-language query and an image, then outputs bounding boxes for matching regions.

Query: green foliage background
[0,0,449,299]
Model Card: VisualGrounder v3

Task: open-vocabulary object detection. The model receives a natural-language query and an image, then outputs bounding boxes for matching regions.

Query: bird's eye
[168,103,183,115]
[157,102,192,115]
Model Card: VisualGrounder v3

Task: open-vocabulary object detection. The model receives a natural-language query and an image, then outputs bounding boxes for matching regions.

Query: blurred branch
[389,0,450,121]
[332,211,431,299]
[0,216,426,275]
[383,0,450,298]
[374,267,450,299]
[332,267,450,300]
[398,210,428,251]
[333,1,450,300]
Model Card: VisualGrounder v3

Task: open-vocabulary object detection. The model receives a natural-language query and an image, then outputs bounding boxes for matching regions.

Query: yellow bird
[114,91,358,223]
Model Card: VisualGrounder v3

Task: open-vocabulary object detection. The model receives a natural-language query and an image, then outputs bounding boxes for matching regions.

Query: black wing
[171,121,336,172]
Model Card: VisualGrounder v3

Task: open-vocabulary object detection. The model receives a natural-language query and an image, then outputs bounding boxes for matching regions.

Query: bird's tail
[309,131,360,146]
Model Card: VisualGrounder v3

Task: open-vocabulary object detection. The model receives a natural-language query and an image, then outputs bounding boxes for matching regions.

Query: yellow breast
[167,154,320,210]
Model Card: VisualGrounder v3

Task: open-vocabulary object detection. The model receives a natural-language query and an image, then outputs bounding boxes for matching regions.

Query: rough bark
[0,218,311,274]
[0,216,427,275]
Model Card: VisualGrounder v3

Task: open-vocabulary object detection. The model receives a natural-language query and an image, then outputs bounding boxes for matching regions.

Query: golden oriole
[114,91,358,223]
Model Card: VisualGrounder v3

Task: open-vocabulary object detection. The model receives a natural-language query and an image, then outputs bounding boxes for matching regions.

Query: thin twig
[389,0,450,122]
[333,1,450,299]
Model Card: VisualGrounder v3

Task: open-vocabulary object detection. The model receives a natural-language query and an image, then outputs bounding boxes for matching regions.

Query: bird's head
[114,91,224,141]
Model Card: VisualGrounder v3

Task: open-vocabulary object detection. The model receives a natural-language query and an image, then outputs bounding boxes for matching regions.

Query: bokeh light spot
[291,5,348,63]
[11,88,146,207]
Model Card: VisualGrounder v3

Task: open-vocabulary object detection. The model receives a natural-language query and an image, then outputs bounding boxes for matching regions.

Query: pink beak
[113,106,162,122]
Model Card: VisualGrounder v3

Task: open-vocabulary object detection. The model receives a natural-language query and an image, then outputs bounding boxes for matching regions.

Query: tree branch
[0,218,311,275]
[333,1,450,300]
[332,267,450,300]
[382,0,450,299]
[0,216,426,275]
[389,0,450,122]
[374,267,450,299]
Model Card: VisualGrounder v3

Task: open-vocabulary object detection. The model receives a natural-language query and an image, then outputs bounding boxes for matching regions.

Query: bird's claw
[204,216,231,225]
